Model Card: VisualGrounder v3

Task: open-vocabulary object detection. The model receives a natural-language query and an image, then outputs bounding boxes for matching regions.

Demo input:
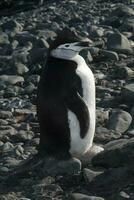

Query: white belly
[68,55,96,156]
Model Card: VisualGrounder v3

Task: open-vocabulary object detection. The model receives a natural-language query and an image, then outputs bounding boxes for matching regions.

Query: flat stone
[69,193,104,200]
[107,109,132,134]
[0,75,24,85]
[107,32,132,54]
[92,138,134,168]
[0,111,13,119]
[42,157,81,176]
[100,50,119,61]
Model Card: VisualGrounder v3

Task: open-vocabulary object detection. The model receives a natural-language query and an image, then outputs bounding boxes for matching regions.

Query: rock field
[0,0,134,199]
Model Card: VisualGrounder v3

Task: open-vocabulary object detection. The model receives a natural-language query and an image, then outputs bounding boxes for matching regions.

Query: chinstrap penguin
[37,29,103,163]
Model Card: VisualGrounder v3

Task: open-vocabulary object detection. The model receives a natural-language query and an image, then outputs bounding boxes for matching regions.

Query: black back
[37,29,89,159]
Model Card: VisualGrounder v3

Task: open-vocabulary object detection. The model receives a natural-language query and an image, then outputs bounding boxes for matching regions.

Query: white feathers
[69,55,96,156]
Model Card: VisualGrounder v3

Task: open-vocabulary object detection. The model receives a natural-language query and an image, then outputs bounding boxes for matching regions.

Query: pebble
[0,75,24,85]
[0,111,13,119]
[107,109,132,134]
[83,168,103,183]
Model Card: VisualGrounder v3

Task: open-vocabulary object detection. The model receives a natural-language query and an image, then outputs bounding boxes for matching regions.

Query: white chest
[68,55,96,156]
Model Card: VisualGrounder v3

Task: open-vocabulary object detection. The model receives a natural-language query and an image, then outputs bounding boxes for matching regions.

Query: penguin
[37,29,103,163]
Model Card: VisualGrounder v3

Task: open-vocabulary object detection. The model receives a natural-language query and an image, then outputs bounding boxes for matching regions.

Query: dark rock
[0,32,9,45]
[42,157,81,176]
[92,138,134,168]
[121,83,134,103]
[107,32,133,54]
[99,50,119,61]
[83,168,103,183]
[95,127,121,144]
[111,5,134,17]
[89,166,134,196]
[1,20,23,36]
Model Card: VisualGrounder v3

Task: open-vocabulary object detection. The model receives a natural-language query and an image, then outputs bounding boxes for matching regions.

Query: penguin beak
[74,41,92,51]
[75,41,91,47]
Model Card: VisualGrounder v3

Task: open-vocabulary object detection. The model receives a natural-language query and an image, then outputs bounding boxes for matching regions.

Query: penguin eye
[65,44,70,48]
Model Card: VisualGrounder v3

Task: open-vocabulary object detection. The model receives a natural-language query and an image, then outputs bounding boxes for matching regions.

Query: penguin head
[48,28,92,60]
[51,41,90,60]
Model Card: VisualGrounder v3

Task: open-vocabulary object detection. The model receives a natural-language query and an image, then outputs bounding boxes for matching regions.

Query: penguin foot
[78,144,104,166]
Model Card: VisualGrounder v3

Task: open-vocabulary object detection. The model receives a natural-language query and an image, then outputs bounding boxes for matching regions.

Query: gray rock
[42,157,81,175]
[69,193,104,200]
[26,75,40,86]
[107,32,132,54]
[88,25,104,38]
[120,17,134,32]
[4,157,21,168]
[24,83,36,94]
[14,62,29,75]
[0,111,13,119]
[100,50,119,61]
[12,48,29,63]
[2,142,14,152]
[111,5,134,17]
[92,138,134,168]
[96,108,109,125]
[95,126,121,143]
[0,32,9,45]
[83,168,103,183]
[122,83,134,103]
[1,20,23,36]
[107,109,132,134]
[113,66,134,79]
[0,75,24,85]
[16,130,34,141]
[88,166,134,196]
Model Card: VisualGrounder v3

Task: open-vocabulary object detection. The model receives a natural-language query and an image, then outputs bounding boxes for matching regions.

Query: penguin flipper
[66,92,90,138]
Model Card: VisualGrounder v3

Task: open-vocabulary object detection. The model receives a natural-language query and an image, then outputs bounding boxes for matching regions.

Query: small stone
[0,32,9,44]
[0,75,24,85]
[100,50,119,61]
[107,32,132,54]
[2,142,14,152]
[14,62,29,75]
[119,191,130,199]
[26,75,40,86]
[70,193,104,200]
[83,168,103,183]
[113,66,134,79]
[4,157,21,167]
[107,109,132,134]
[1,20,23,36]
[17,130,34,141]
[0,166,9,174]
[0,111,13,119]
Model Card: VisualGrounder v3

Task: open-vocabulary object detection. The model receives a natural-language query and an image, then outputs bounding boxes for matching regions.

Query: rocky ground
[0,0,134,199]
